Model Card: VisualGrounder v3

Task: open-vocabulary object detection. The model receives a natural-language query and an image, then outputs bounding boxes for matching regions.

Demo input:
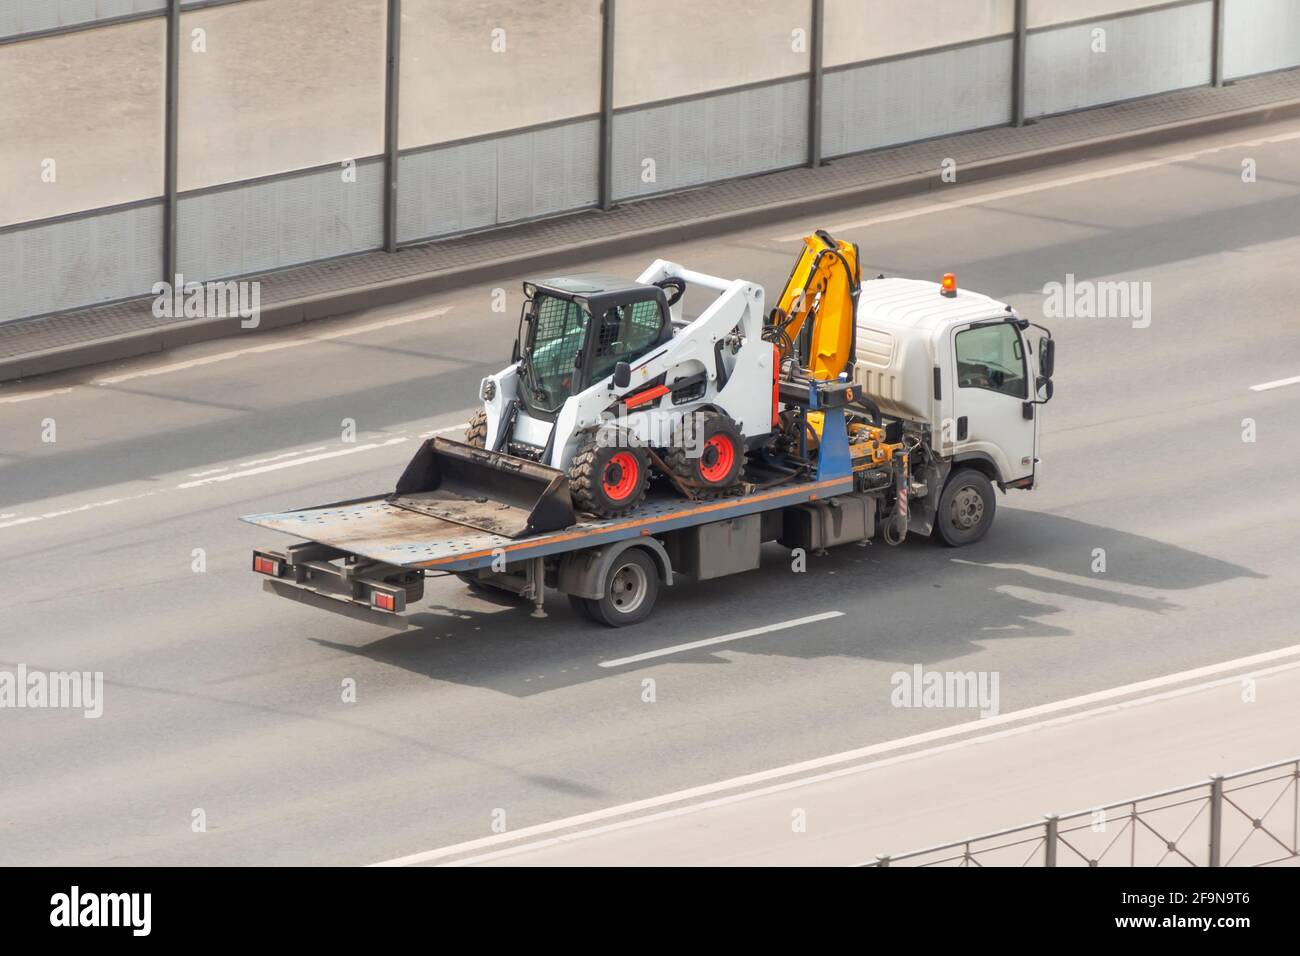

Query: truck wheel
[567,593,595,621]
[587,549,659,627]
[933,468,996,547]
[569,434,649,517]
[465,409,488,447]
[665,411,745,498]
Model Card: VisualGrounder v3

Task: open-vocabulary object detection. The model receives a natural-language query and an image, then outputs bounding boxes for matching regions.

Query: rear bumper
[260,577,412,629]
[251,545,423,627]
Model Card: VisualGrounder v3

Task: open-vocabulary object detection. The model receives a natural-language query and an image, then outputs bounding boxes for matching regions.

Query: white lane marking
[444,658,1300,868]
[0,308,454,403]
[776,130,1300,242]
[0,515,42,530]
[175,437,409,488]
[598,612,845,668]
[0,387,73,405]
[40,491,162,519]
[91,308,453,385]
[0,491,163,530]
[1250,375,1300,392]
[189,446,329,477]
[239,447,326,468]
[373,640,1300,866]
[421,421,472,437]
[0,413,472,535]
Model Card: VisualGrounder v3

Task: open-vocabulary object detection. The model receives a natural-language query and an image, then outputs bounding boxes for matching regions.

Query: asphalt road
[1,118,1298,866]
[456,660,1300,866]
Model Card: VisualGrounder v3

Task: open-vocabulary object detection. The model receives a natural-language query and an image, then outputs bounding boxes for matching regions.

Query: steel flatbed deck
[242,474,855,573]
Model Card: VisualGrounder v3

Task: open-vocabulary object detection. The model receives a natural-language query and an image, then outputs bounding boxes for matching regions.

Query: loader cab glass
[955,322,1027,399]
[520,293,592,415]
[518,278,670,418]
[590,299,664,385]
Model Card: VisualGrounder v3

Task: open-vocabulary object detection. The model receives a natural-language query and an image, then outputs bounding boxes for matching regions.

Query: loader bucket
[388,437,576,538]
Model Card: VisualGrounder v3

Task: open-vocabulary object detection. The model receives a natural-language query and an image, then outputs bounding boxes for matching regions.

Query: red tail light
[253,554,282,576]
[372,591,396,612]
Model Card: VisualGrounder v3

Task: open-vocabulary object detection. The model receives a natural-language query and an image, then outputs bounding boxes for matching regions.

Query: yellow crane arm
[771,230,861,381]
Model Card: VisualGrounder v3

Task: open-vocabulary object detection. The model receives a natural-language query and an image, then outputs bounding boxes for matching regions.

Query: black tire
[664,410,745,499]
[568,432,650,517]
[465,409,488,447]
[567,593,596,621]
[933,468,996,547]
[587,549,659,627]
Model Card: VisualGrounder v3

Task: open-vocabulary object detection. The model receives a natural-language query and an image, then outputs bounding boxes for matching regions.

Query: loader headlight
[480,378,497,401]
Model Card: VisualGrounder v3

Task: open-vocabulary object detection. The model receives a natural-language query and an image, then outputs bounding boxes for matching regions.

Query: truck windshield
[522,294,590,414]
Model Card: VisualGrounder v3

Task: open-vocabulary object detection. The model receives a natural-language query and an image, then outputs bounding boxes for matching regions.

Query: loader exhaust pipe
[388,437,576,539]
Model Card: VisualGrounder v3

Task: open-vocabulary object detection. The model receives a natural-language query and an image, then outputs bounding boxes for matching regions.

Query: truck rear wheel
[585,549,659,627]
[933,468,996,547]
[568,593,595,621]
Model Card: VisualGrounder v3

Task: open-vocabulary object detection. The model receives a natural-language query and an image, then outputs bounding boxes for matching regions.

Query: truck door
[949,320,1036,484]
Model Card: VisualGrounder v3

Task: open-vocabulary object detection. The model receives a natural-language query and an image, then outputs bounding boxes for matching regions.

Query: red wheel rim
[699,435,736,483]
[603,452,639,501]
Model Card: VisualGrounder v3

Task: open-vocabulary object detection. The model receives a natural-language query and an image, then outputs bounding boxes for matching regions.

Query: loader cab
[516,274,672,420]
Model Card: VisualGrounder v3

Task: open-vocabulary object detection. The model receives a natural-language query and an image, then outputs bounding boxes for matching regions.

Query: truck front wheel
[933,468,996,547]
[581,549,659,627]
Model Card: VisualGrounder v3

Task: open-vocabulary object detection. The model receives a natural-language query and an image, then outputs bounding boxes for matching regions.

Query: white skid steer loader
[388,233,864,538]
[458,261,777,519]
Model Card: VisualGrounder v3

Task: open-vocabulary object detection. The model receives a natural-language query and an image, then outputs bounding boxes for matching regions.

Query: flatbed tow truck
[246,452,857,628]
[246,239,1055,627]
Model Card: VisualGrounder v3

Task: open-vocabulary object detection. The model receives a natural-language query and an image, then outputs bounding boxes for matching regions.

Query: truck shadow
[313,507,1264,697]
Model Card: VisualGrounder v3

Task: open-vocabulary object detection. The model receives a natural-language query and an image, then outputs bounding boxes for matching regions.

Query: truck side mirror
[613,361,632,389]
[1036,377,1054,403]
[1039,337,1055,379]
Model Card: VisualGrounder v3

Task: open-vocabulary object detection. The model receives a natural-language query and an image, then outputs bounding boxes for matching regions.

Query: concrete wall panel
[823,39,1013,158]
[612,79,808,200]
[825,0,1014,66]
[1224,0,1300,80]
[1025,2,1213,118]
[0,202,162,322]
[176,160,384,281]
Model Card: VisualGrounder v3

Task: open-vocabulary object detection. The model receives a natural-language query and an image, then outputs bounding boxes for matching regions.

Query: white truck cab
[853,275,1055,541]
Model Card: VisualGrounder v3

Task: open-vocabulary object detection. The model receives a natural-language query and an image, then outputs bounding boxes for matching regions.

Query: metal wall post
[598,0,616,210]
[1208,775,1224,866]
[383,0,402,252]
[808,0,824,168]
[163,0,181,282]
[1211,0,1226,87]
[1012,0,1027,127]
[1044,814,1058,866]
